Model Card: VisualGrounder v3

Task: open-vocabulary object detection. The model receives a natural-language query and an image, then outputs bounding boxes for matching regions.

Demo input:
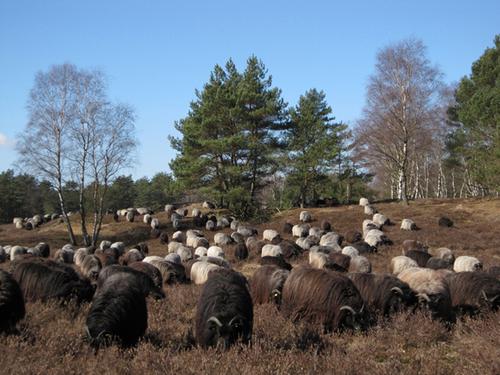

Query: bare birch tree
[354,39,444,204]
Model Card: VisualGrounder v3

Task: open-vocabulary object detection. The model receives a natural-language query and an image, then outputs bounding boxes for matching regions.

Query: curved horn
[359,304,365,313]
[339,305,356,315]
[84,326,91,340]
[417,293,430,303]
[228,315,243,326]
[391,287,403,295]
[271,288,281,296]
[207,316,223,327]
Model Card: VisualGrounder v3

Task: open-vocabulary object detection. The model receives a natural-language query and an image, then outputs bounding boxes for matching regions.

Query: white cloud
[0,133,14,147]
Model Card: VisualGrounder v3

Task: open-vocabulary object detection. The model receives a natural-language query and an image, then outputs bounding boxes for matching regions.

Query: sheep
[10,246,27,261]
[126,211,135,222]
[217,217,230,229]
[176,208,188,217]
[446,272,500,316]
[278,240,303,259]
[246,237,265,256]
[347,273,416,317]
[132,242,149,256]
[390,256,419,276]
[309,251,330,270]
[159,231,169,245]
[234,243,249,260]
[206,220,216,231]
[95,252,117,267]
[80,255,102,281]
[0,269,25,334]
[34,242,50,258]
[85,273,148,348]
[144,257,187,285]
[405,250,432,267]
[137,207,152,215]
[73,247,91,267]
[292,224,310,238]
[349,256,372,273]
[319,232,342,247]
[299,211,312,223]
[214,233,233,246]
[282,222,293,234]
[12,259,94,304]
[260,256,292,271]
[195,247,208,258]
[110,242,125,256]
[402,240,428,255]
[320,220,331,232]
[438,217,453,227]
[195,269,253,349]
[167,241,183,254]
[207,246,225,259]
[187,236,209,249]
[281,267,370,332]
[373,213,389,227]
[401,219,417,231]
[164,253,180,264]
[143,214,152,224]
[53,247,74,264]
[192,208,202,218]
[261,244,282,258]
[364,205,376,215]
[230,232,245,244]
[364,229,391,248]
[100,240,112,251]
[13,217,23,225]
[249,265,290,305]
[359,197,369,206]
[430,248,455,264]
[150,218,160,230]
[0,246,6,263]
[351,241,376,254]
[344,230,363,244]
[172,231,185,243]
[237,226,258,238]
[263,229,280,242]
[187,229,204,238]
[96,265,165,299]
[309,227,325,238]
[120,249,144,266]
[454,256,483,273]
[176,246,193,262]
[295,237,316,251]
[398,267,455,323]
[362,220,380,237]
[190,261,221,285]
[342,246,360,258]
[426,257,454,270]
[15,221,23,229]
[164,204,175,215]
[202,201,215,209]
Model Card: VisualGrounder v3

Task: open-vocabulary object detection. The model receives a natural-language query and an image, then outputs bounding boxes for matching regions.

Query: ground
[0,198,499,374]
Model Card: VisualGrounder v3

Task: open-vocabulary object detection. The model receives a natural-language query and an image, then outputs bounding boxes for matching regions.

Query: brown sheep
[249,265,290,306]
[259,256,292,271]
[281,267,370,332]
[404,250,432,267]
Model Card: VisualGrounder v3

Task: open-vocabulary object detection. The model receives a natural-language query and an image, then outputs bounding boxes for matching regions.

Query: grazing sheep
[309,227,325,238]
[249,265,290,305]
[454,256,482,273]
[348,273,416,317]
[100,241,112,251]
[143,214,152,224]
[351,241,376,254]
[230,232,245,244]
[364,205,376,215]
[145,257,187,285]
[261,244,282,258]
[214,233,233,246]
[207,246,225,259]
[230,220,240,231]
[86,273,148,348]
[172,231,185,243]
[137,207,152,215]
[362,220,380,237]
[195,269,253,349]
[217,217,230,229]
[349,256,372,273]
[15,221,24,229]
[402,240,428,255]
[53,248,74,264]
[431,248,455,263]
[234,243,248,260]
[110,242,125,256]
[202,201,215,209]
[401,219,417,231]
[281,267,370,332]
[12,259,94,304]
[128,262,163,290]
[195,247,208,258]
[320,220,331,232]
[309,251,330,270]
[150,218,160,230]
[187,236,209,249]
[95,252,117,267]
[237,226,258,238]
[278,240,302,259]
[165,253,181,264]
[120,249,144,266]
[167,241,183,254]
[176,246,193,262]
[295,237,316,251]
[263,229,280,243]
[390,256,419,276]
[282,222,293,234]
[176,208,188,217]
[191,261,221,285]
[446,272,500,315]
[438,217,454,227]
[373,213,389,227]
[159,231,169,245]
[299,211,312,223]
[405,250,432,267]
[246,237,265,256]
[364,229,390,248]
[359,198,369,206]
[75,249,92,267]
[342,246,360,258]
[206,220,216,231]
[0,269,25,334]
[164,204,175,215]
[426,257,454,270]
[292,224,310,238]
[398,267,455,323]
[319,232,342,247]
[345,230,363,244]
[259,256,292,271]
[10,246,28,261]
[80,255,102,281]
[35,242,50,258]
[126,211,135,222]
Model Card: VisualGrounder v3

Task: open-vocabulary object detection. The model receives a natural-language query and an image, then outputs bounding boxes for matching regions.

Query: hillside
[0,198,499,374]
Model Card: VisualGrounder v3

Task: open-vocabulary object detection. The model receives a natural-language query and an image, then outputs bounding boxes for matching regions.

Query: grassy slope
[0,198,499,374]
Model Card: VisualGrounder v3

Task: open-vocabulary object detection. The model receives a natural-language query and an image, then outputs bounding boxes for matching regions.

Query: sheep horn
[418,293,430,303]
[359,304,365,313]
[391,287,403,295]
[339,305,356,315]
[207,316,223,327]
[84,326,91,340]
[481,290,488,301]
[228,315,242,326]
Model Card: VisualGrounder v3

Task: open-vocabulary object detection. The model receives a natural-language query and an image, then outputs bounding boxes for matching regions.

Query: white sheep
[309,227,325,238]
[164,204,175,215]
[319,232,341,246]
[230,220,239,231]
[214,233,232,246]
[362,219,380,237]
[74,248,90,267]
[292,224,310,237]
[295,237,315,251]
[453,256,482,272]
[217,217,230,229]
[190,261,221,285]
[143,214,152,224]
[390,256,419,275]
[151,218,160,230]
[207,246,225,259]
[349,256,371,273]
[137,207,152,215]
[192,208,201,217]
[309,250,329,269]
[364,205,376,215]
[263,229,280,242]
[261,244,283,257]
[172,231,185,243]
[168,241,184,254]
[176,246,193,262]
[110,242,126,256]
[10,245,27,261]
[143,255,165,264]
[341,246,360,258]
[401,218,417,231]
[431,247,455,263]
[373,213,389,227]
[165,253,181,264]
[99,240,111,250]
[187,236,209,249]
[299,211,312,223]
[364,229,387,247]
[194,246,208,258]
[206,220,215,231]
[359,197,369,206]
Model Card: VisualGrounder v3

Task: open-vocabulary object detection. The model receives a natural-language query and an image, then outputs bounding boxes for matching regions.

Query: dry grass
[1,198,500,374]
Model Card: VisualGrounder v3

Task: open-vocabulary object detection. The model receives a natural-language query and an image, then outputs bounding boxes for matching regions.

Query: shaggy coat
[249,265,290,306]
[404,250,432,267]
[234,243,249,260]
[12,259,94,304]
[281,267,370,332]
[352,241,376,254]
[259,255,292,271]
[0,270,25,334]
[398,268,455,323]
[86,273,147,348]
[80,255,102,282]
[348,273,416,317]
[402,240,428,255]
[279,240,303,259]
[128,262,163,289]
[119,249,144,266]
[344,230,362,244]
[94,252,117,267]
[282,222,293,234]
[146,258,187,285]
[446,272,500,315]
[426,257,453,270]
[390,256,419,275]
[454,256,482,273]
[195,269,253,349]
[96,265,165,299]
[190,261,221,285]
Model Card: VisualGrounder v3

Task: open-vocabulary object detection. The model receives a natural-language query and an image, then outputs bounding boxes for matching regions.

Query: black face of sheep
[195,269,253,350]
[85,273,148,349]
[0,270,26,334]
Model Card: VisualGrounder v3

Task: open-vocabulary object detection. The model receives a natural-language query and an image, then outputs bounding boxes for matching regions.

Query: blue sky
[0,0,498,179]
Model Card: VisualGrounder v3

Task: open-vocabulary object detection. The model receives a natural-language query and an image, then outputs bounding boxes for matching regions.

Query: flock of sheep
[0,198,499,350]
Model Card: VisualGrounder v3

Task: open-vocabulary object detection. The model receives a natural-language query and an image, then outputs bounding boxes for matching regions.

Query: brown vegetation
[1,198,500,374]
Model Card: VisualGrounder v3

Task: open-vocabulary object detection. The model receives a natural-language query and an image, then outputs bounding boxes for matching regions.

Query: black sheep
[0,270,26,334]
